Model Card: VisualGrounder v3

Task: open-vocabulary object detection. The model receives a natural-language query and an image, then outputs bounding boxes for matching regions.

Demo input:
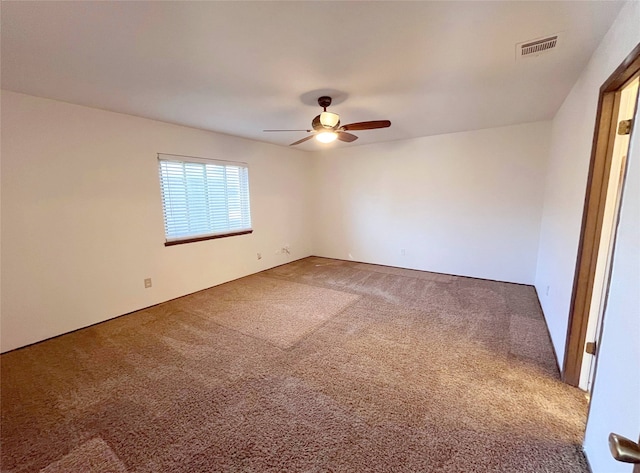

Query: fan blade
[289,135,315,146]
[264,129,312,132]
[341,120,391,131]
[337,132,358,143]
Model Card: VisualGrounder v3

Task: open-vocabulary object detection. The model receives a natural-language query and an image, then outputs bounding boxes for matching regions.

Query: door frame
[563,42,640,387]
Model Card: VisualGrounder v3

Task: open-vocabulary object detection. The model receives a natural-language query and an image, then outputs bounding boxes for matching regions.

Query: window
[158,153,252,246]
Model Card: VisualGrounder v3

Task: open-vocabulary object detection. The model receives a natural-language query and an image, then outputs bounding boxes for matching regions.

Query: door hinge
[618,119,633,135]
[585,341,597,355]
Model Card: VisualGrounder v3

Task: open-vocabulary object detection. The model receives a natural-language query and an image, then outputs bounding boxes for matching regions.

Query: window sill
[164,229,253,246]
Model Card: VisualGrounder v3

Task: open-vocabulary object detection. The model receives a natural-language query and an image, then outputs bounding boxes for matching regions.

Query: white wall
[534,1,640,370]
[313,122,551,285]
[1,90,314,353]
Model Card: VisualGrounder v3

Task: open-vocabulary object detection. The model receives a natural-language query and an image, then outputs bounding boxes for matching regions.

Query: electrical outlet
[401,248,406,256]
[257,252,262,260]
[546,285,550,296]
[144,278,152,288]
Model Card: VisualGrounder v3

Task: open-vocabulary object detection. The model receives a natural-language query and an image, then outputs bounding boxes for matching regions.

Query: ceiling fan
[264,96,391,146]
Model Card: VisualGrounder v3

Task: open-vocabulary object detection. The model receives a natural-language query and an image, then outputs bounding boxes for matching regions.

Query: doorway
[563,44,640,388]
[580,75,638,392]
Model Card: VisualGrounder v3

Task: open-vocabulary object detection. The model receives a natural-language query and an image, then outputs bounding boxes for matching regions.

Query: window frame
[157,153,253,246]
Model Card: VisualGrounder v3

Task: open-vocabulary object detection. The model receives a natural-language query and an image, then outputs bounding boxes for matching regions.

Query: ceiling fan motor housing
[318,96,332,109]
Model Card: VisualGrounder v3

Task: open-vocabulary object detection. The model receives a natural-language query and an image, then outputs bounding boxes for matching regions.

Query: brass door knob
[609,433,640,463]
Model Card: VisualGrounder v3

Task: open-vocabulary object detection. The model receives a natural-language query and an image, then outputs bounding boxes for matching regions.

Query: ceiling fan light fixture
[269,96,391,146]
[319,111,340,128]
[316,131,338,143]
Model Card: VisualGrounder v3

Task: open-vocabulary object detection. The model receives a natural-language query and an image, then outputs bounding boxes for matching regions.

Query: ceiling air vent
[516,34,560,61]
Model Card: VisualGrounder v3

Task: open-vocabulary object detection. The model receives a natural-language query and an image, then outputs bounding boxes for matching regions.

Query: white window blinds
[158,154,252,244]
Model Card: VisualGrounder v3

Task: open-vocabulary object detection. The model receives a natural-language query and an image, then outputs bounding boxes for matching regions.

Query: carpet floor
[1,257,588,472]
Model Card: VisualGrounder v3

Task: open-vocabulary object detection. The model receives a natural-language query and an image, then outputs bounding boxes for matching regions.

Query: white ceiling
[1,1,624,151]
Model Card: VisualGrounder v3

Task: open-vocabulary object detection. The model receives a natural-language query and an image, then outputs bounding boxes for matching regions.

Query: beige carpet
[182,274,360,349]
[1,257,588,472]
[39,438,127,473]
